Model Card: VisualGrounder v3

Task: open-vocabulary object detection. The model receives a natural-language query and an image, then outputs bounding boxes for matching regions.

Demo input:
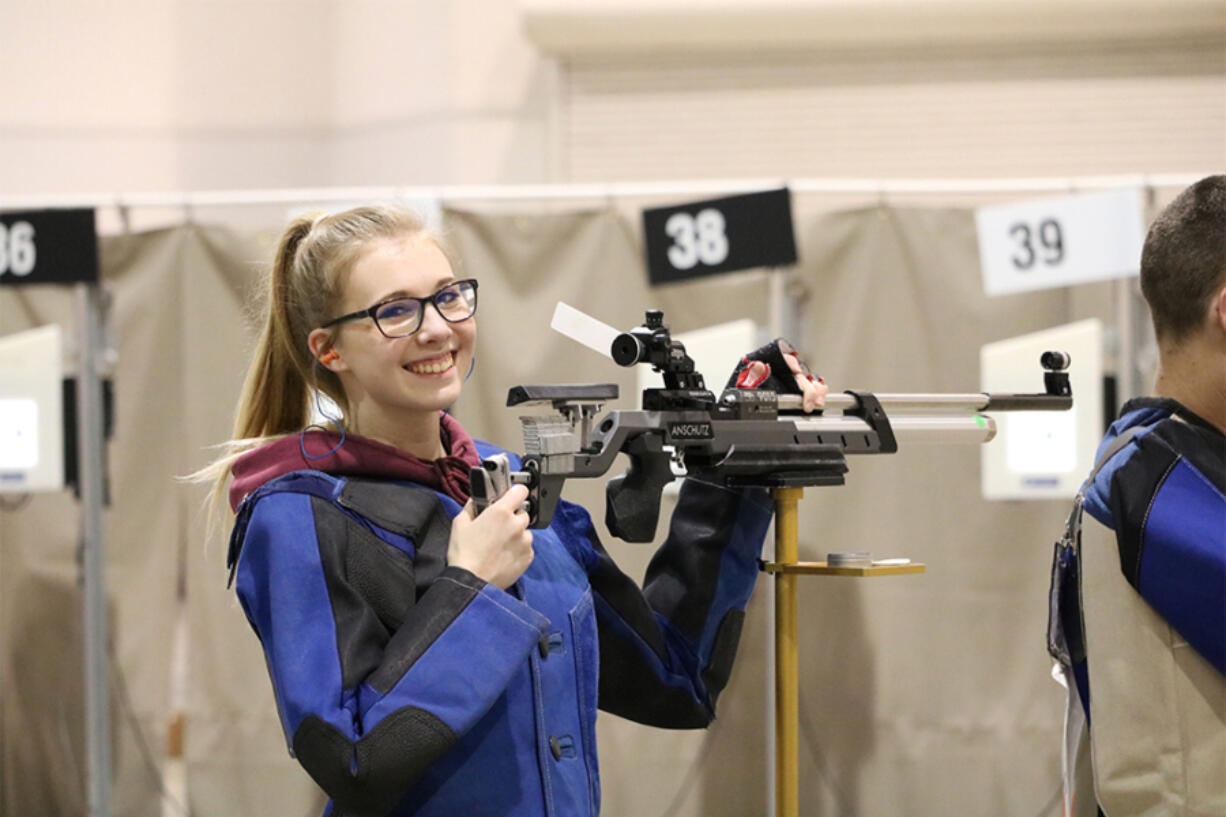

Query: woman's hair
[190,204,443,519]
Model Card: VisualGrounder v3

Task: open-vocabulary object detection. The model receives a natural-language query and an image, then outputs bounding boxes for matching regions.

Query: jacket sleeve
[233,490,549,817]
[553,477,773,728]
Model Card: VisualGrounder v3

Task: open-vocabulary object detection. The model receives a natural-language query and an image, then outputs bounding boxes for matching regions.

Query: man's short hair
[1140,175,1226,342]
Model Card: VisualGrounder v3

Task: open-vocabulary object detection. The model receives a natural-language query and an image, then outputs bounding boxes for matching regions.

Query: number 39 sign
[642,188,798,286]
[975,189,1146,296]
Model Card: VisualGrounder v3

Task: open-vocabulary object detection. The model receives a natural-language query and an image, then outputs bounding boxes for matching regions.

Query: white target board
[981,319,1103,500]
[0,324,64,493]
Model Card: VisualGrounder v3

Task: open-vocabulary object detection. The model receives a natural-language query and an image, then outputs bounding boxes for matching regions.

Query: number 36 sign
[0,209,99,287]
[975,189,1146,296]
[642,188,798,286]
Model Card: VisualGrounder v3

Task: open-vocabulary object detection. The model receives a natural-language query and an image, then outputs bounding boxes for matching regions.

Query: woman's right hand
[447,485,535,590]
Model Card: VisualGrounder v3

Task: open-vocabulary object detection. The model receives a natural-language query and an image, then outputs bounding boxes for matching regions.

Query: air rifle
[471,309,1073,543]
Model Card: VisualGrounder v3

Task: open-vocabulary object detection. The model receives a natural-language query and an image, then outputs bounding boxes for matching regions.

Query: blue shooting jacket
[1079,399,1225,678]
[229,441,773,817]
[1048,398,1225,815]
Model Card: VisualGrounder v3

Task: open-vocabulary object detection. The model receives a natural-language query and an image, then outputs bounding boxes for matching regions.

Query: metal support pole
[1114,278,1136,407]
[76,283,111,817]
[765,268,787,816]
[773,486,803,817]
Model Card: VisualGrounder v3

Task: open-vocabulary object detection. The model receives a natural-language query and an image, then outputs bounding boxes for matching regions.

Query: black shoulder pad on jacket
[1109,434,1180,589]
[1150,417,1225,495]
[337,479,444,537]
[338,479,453,597]
[311,497,417,690]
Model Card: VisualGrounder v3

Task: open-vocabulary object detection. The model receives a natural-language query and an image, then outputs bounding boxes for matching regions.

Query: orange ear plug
[319,350,340,365]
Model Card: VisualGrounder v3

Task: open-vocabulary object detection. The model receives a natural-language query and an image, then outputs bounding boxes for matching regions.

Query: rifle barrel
[782,391,1070,414]
[790,414,996,444]
[788,393,991,413]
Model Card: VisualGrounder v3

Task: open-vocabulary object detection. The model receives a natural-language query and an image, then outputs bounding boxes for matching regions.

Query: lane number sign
[0,209,99,286]
[643,188,798,285]
[975,188,1145,296]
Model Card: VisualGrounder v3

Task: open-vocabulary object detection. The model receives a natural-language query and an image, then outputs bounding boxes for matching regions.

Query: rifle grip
[604,435,681,543]
[471,455,512,515]
[470,464,493,514]
[605,474,663,543]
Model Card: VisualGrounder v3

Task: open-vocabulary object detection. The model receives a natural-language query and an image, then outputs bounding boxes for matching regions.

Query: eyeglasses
[320,279,478,338]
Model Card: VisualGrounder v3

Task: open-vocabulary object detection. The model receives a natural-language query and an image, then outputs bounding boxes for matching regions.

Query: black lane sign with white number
[0,209,99,286]
[642,188,798,286]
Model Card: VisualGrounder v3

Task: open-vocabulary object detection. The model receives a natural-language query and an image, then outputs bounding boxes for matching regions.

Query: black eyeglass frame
[318,278,479,338]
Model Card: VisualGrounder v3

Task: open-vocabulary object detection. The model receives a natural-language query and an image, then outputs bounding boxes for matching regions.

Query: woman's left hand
[726,339,827,413]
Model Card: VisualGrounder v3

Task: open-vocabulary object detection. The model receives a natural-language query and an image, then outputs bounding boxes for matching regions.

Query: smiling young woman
[307,235,477,459]
[199,204,825,817]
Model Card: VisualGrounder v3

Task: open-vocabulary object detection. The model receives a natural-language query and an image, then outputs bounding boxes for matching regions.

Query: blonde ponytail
[233,215,318,441]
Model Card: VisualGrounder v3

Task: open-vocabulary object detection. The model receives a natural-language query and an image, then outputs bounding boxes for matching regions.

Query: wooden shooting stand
[762,487,925,817]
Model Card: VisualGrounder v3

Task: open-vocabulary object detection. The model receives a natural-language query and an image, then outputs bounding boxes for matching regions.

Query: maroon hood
[229,412,480,512]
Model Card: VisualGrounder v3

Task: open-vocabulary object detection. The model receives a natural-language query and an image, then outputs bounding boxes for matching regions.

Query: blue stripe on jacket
[1137,459,1226,674]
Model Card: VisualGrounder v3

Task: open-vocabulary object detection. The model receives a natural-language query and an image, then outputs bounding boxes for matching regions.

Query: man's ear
[307,328,346,373]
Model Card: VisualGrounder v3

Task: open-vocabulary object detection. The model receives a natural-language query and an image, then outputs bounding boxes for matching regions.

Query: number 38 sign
[642,188,798,286]
[0,209,99,287]
[975,189,1146,296]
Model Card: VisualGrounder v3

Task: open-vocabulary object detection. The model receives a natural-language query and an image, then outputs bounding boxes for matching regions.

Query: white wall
[0,1,337,194]
[527,0,1226,182]
[0,0,555,197]
[326,0,555,185]
[1,1,1220,200]
[561,40,1226,182]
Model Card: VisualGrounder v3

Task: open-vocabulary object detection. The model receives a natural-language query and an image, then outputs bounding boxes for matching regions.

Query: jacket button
[548,734,575,760]
[539,631,564,658]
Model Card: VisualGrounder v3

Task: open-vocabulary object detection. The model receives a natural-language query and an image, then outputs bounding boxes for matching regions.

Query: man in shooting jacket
[1050,175,1226,817]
